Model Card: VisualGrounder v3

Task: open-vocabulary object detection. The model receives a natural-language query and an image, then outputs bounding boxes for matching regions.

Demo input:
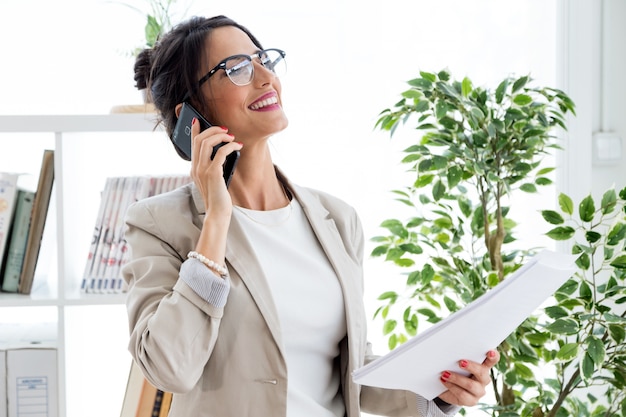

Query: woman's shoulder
[292,184,358,220]
[126,182,198,223]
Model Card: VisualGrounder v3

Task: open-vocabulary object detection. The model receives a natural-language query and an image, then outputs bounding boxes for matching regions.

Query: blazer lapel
[291,186,366,353]
[224,214,285,356]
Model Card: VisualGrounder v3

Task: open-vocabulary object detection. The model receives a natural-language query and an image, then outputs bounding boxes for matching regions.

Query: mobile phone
[172,102,240,187]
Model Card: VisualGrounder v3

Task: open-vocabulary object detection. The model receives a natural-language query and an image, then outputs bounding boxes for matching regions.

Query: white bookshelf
[0,114,190,417]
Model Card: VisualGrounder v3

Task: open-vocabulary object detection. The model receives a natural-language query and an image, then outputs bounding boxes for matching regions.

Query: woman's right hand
[189,118,242,216]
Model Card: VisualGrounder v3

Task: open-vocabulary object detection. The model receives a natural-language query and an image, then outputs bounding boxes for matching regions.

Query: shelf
[0,113,158,133]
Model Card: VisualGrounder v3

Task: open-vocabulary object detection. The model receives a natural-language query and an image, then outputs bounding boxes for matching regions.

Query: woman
[124,15,499,417]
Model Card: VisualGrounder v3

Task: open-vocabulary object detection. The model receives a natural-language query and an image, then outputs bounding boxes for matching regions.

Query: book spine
[0,173,20,275]
[18,149,55,294]
[1,190,35,292]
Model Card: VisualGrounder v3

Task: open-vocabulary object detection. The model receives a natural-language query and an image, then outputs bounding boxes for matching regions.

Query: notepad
[353,249,578,400]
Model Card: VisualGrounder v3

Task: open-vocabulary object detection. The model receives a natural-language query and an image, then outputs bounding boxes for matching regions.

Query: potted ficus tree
[370,69,626,415]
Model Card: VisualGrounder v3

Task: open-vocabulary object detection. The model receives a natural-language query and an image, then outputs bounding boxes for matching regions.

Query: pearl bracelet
[187,251,229,277]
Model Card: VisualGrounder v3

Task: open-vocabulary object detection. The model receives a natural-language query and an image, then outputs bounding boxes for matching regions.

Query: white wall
[558,0,626,203]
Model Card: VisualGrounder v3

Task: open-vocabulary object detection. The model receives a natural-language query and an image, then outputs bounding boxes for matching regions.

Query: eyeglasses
[198,48,287,87]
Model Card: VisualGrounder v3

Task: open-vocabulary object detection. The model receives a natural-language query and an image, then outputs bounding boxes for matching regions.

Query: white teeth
[250,96,278,110]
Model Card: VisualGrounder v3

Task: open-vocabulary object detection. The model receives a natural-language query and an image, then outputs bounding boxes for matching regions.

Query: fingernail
[488,350,497,358]
[192,117,197,125]
[440,371,451,382]
[220,126,228,130]
[459,360,468,368]
[236,142,243,146]
[227,133,234,138]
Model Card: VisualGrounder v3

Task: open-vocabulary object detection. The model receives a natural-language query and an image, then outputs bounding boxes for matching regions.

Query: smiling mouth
[249,96,278,110]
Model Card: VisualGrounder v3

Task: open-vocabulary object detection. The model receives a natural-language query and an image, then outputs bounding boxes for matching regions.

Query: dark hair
[133,15,263,160]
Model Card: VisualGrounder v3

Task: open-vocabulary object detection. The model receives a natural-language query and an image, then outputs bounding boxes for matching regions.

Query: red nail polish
[441,371,451,381]
[220,126,228,130]
[488,350,497,358]
[460,360,468,368]
[192,117,197,125]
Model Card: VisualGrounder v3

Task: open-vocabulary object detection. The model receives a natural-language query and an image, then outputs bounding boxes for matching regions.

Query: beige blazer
[122,174,422,417]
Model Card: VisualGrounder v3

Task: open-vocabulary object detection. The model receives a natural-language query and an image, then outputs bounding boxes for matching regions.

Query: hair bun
[133,48,153,91]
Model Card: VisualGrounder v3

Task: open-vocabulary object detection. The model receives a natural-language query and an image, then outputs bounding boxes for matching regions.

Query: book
[120,361,157,417]
[159,391,172,417]
[81,177,117,293]
[119,360,173,417]
[18,150,55,294]
[0,172,20,280]
[83,174,191,293]
[352,249,579,400]
[1,189,35,292]
[119,360,145,417]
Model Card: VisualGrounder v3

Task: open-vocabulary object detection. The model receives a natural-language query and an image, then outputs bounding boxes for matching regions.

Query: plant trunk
[485,186,505,281]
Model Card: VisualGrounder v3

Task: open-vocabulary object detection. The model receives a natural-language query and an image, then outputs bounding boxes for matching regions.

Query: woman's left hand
[437,349,500,406]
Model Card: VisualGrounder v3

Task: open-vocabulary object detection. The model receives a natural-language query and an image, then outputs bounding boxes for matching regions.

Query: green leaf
[370,245,389,257]
[607,223,626,246]
[556,279,578,295]
[586,336,605,365]
[558,193,574,215]
[585,231,602,243]
[422,264,435,281]
[415,174,435,188]
[579,195,595,222]
[432,180,445,201]
[388,333,398,350]
[512,75,529,92]
[609,324,625,343]
[513,94,533,106]
[461,77,472,97]
[514,362,534,379]
[580,352,595,380]
[443,296,458,312]
[380,219,408,238]
[541,210,564,225]
[520,183,538,193]
[610,255,626,269]
[546,318,579,334]
[383,319,397,335]
[546,226,575,240]
[495,78,509,103]
[407,78,433,90]
[579,281,592,300]
[378,291,398,302]
[545,306,569,319]
[446,165,462,189]
[605,312,626,323]
[556,342,579,362]
[600,188,617,214]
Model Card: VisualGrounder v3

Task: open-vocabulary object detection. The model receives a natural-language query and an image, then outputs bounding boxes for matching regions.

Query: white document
[353,249,578,400]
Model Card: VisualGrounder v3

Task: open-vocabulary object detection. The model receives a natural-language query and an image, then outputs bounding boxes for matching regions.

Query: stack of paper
[353,249,578,400]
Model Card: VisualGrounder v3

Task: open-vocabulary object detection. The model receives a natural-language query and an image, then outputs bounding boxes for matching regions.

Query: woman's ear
[174,103,184,118]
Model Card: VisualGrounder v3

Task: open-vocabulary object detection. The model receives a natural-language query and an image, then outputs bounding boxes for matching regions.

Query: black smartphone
[172,102,240,187]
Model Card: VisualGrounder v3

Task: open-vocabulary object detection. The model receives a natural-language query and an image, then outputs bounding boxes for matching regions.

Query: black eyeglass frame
[197,48,286,87]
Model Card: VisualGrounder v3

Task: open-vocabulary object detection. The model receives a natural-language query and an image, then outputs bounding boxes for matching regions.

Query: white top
[233,199,347,417]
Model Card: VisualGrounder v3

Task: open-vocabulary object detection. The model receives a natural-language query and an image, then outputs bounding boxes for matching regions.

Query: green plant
[370,69,626,415]
[113,0,186,56]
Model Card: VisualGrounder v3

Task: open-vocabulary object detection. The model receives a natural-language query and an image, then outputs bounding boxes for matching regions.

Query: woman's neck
[227,154,289,211]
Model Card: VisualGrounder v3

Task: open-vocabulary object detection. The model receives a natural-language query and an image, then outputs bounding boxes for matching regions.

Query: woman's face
[201,26,288,142]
